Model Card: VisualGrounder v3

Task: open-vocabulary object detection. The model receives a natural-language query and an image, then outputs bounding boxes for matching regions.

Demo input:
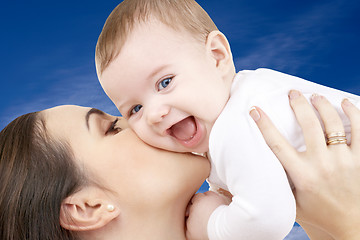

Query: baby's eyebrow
[85,108,105,130]
[146,64,170,81]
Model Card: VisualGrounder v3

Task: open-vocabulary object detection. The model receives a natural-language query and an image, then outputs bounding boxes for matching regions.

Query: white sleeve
[207,111,296,240]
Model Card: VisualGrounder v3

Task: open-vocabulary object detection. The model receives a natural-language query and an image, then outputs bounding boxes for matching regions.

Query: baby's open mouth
[169,116,197,141]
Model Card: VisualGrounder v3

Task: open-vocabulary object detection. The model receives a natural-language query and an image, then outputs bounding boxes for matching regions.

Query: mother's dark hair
[0,112,87,240]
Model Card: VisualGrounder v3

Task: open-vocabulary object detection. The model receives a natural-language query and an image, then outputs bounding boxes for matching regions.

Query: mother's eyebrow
[86,108,106,130]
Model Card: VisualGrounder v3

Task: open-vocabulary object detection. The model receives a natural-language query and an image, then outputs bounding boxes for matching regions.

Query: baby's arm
[186,191,231,240]
[207,110,296,240]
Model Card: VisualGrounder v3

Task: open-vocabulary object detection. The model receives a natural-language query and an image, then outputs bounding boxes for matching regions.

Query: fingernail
[311,93,322,103]
[289,90,300,100]
[342,98,353,107]
[249,107,260,122]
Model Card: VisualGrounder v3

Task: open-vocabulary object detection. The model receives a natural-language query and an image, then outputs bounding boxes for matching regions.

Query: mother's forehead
[41,105,91,135]
[43,105,128,135]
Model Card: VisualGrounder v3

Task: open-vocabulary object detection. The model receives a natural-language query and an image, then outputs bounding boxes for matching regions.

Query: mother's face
[43,105,210,209]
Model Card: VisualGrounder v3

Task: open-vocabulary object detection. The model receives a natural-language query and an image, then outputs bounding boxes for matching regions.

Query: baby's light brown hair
[95,0,218,75]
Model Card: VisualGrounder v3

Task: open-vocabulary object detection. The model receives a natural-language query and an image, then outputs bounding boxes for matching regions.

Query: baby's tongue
[171,117,196,141]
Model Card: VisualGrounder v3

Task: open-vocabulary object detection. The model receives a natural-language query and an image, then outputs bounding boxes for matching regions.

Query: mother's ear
[205,30,234,74]
[59,187,121,231]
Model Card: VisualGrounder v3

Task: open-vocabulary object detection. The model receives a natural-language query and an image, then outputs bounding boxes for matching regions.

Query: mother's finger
[310,94,346,148]
[342,99,360,152]
[250,106,298,170]
[288,90,326,152]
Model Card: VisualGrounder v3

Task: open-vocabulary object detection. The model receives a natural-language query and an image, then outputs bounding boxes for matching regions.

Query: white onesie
[207,68,360,240]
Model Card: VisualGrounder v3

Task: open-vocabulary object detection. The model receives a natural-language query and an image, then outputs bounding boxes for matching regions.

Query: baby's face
[100,20,230,153]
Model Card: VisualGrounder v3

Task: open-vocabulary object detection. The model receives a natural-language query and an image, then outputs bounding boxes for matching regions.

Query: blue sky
[1,0,360,130]
[1,0,359,239]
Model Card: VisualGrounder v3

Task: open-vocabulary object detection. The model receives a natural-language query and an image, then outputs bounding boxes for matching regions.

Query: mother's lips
[168,116,197,141]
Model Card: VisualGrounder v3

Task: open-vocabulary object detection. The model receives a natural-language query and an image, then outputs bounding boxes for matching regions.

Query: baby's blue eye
[158,77,172,90]
[130,104,142,115]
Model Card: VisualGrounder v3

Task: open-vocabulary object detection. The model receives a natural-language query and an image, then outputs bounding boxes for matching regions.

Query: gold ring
[326,132,346,139]
[327,138,347,145]
[326,131,347,145]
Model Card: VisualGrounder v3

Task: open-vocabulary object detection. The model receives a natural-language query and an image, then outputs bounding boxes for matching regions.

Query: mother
[0,105,209,239]
[1,95,360,240]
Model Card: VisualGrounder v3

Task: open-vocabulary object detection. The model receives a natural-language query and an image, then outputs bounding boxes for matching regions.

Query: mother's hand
[250,90,360,240]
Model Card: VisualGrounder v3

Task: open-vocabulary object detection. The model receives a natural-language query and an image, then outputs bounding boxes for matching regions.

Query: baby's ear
[59,187,120,232]
[205,30,233,72]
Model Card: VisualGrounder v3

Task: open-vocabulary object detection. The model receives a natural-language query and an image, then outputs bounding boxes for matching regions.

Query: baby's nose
[146,105,170,125]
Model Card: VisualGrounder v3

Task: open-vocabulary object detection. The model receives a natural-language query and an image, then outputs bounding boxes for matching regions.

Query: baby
[95,0,360,239]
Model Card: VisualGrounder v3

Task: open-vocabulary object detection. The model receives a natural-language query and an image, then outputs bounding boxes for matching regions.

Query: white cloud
[0,65,117,129]
[234,0,353,75]
[234,33,311,73]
